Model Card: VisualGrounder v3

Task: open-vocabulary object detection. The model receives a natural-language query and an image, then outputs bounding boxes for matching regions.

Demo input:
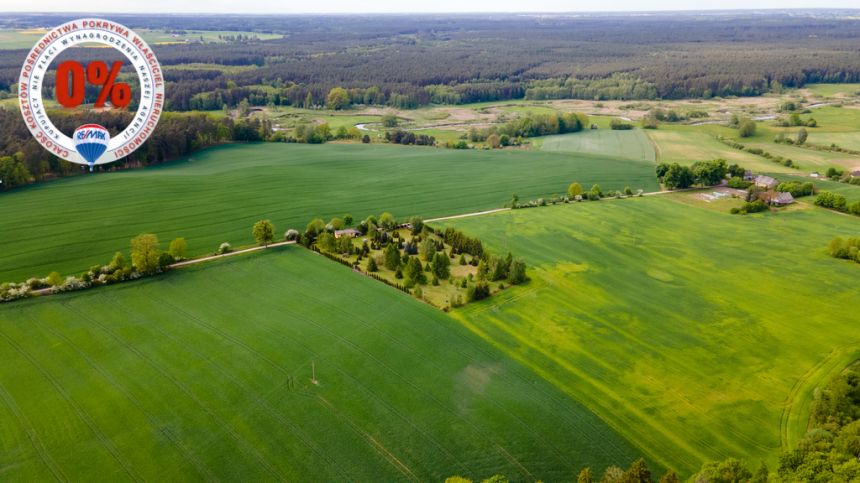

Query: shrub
[381,114,398,128]
[46,272,63,287]
[815,191,848,211]
[728,177,752,189]
[284,229,299,241]
[732,199,769,215]
[508,259,527,285]
[109,251,129,270]
[739,119,756,137]
[610,119,634,130]
[168,237,187,260]
[158,252,176,268]
[828,237,860,263]
[466,282,490,302]
[218,242,232,254]
[776,181,814,197]
[56,276,90,293]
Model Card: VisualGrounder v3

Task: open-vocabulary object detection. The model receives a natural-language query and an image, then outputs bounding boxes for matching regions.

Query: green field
[538,129,656,162]
[0,247,642,481]
[0,142,659,282]
[442,196,860,474]
[646,125,776,171]
[0,28,281,50]
[649,111,860,174]
[803,83,860,98]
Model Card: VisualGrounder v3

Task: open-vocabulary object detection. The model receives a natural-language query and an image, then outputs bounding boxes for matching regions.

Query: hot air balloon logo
[73,124,110,171]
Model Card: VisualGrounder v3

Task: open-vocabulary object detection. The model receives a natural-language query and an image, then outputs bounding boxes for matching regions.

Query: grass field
[803,83,860,98]
[0,142,659,282]
[645,125,775,171]
[805,131,860,153]
[442,196,860,474]
[0,247,642,481]
[0,28,281,50]
[538,129,656,163]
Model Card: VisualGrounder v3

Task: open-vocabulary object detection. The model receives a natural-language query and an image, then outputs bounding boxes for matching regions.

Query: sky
[3,0,859,13]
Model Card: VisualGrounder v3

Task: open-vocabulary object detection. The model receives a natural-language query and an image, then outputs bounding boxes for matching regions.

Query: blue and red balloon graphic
[73,124,110,171]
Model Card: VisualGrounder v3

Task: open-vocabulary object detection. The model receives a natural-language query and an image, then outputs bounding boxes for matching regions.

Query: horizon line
[3,7,860,15]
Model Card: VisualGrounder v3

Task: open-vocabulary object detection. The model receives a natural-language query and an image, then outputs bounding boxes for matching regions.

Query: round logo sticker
[18,19,165,170]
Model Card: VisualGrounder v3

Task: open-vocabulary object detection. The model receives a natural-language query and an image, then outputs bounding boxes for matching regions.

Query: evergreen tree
[432,252,451,279]
[420,237,436,261]
[404,256,425,284]
[383,243,401,270]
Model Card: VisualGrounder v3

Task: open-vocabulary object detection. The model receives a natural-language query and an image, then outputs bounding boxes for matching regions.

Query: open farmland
[442,196,860,474]
[0,247,641,481]
[0,142,659,282]
[646,126,771,171]
[539,129,656,162]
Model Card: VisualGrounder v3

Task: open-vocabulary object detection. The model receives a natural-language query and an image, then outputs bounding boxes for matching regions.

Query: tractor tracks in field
[30,313,219,482]
[0,381,68,482]
[98,293,353,481]
[0,326,142,482]
[59,301,287,481]
[779,346,860,451]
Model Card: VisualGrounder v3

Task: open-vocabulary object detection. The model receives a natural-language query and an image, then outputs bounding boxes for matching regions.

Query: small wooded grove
[655,159,745,190]
[293,213,527,309]
[449,362,860,482]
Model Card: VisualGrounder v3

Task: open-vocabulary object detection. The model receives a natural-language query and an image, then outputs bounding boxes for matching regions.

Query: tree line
[0,233,187,302]
[0,108,270,190]
[656,159,743,190]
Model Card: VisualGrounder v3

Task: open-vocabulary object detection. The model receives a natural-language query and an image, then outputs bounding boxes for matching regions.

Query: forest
[0,108,270,187]
[3,12,860,110]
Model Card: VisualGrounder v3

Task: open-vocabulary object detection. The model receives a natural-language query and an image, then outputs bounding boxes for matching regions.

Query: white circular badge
[18,19,164,167]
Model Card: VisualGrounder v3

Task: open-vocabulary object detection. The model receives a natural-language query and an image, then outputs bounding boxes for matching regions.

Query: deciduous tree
[326,87,350,110]
[168,237,187,260]
[131,234,161,274]
[252,220,275,246]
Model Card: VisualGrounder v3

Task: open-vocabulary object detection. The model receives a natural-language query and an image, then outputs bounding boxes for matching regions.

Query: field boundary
[780,347,860,451]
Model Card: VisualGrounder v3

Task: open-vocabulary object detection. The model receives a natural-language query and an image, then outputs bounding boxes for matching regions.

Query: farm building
[755,175,778,189]
[334,228,361,238]
[744,170,756,181]
[761,191,795,206]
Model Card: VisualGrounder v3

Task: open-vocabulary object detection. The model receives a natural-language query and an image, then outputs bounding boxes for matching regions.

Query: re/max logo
[76,130,106,140]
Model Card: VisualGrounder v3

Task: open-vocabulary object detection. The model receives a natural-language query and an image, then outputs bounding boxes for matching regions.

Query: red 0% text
[55,60,132,109]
